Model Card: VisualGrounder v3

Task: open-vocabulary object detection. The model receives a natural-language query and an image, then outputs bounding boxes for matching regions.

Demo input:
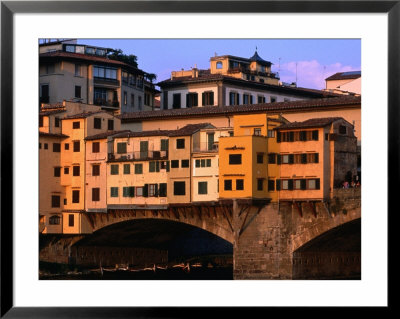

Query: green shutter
[130,186,135,197]
[143,184,149,197]
[277,154,281,165]
[277,131,281,143]
[301,153,307,164]
[316,179,320,190]
[154,184,159,197]
[301,179,307,190]
[312,130,319,141]
[315,153,319,163]
[196,159,200,167]
[159,183,167,197]
[289,131,294,142]
[166,161,170,172]
[289,154,294,164]
[276,179,281,190]
[149,161,155,172]
[288,179,293,190]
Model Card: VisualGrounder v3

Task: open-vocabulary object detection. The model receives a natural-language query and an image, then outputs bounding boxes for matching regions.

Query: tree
[144,73,157,83]
[107,49,138,68]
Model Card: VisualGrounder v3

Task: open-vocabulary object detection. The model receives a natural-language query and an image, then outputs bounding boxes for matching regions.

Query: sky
[78,39,361,90]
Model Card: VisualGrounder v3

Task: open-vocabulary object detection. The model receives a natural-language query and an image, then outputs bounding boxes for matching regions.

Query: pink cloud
[277,60,360,90]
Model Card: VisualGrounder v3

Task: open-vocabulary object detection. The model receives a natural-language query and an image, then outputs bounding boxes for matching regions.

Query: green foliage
[107,49,138,68]
[144,73,157,83]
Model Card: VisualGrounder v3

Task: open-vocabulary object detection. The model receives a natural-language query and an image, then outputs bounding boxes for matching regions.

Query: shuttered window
[92,188,100,201]
[173,181,186,195]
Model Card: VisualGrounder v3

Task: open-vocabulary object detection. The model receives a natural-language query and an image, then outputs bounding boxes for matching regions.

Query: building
[325,71,361,95]
[157,50,340,110]
[39,39,155,113]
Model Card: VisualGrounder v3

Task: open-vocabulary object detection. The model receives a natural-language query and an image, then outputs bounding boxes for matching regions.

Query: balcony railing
[94,98,119,108]
[108,150,168,161]
[192,142,219,153]
[93,77,120,87]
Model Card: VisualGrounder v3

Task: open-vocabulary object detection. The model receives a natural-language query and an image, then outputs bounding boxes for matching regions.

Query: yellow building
[191,127,232,202]
[106,130,171,207]
[60,110,120,234]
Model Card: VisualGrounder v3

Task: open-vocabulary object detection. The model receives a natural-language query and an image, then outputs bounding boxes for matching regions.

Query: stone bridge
[40,188,361,279]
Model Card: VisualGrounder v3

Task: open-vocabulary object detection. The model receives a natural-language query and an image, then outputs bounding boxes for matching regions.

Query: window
[312,130,319,140]
[53,143,61,152]
[268,153,276,164]
[110,164,119,175]
[149,161,160,173]
[39,116,44,127]
[280,154,294,164]
[124,91,127,105]
[64,143,69,150]
[54,117,60,127]
[44,143,48,149]
[257,153,264,164]
[243,94,250,105]
[173,181,186,196]
[171,160,179,168]
[148,184,158,197]
[123,164,130,174]
[163,91,168,109]
[73,121,80,129]
[131,94,135,107]
[72,190,80,203]
[307,179,320,190]
[51,195,60,208]
[216,61,223,69]
[49,215,60,225]
[294,179,302,190]
[73,166,80,176]
[75,86,81,98]
[92,142,100,153]
[129,74,136,86]
[110,187,119,197]
[92,164,100,176]
[259,78,265,83]
[186,93,198,108]
[229,154,242,165]
[257,179,264,191]
[159,183,167,197]
[92,188,100,201]
[123,187,135,197]
[94,117,101,129]
[195,159,211,167]
[202,91,214,106]
[207,133,215,151]
[64,167,69,175]
[339,125,347,135]
[270,96,277,103]
[93,66,117,80]
[68,214,74,227]
[229,92,239,105]
[172,93,181,109]
[257,96,265,104]
[198,182,208,195]
[54,167,61,177]
[307,153,319,163]
[134,163,143,174]
[161,139,169,151]
[224,180,232,191]
[254,128,261,136]
[236,179,244,190]
[40,84,49,103]
[267,130,275,138]
[176,139,185,149]
[108,119,114,131]
[117,142,127,154]
[122,71,128,83]
[268,179,275,191]
[136,186,143,197]
[73,141,80,152]
[75,64,81,76]
[181,159,189,168]
[282,180,290,190]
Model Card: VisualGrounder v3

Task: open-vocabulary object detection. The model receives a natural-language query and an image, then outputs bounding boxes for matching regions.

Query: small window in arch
[216,62,223,69]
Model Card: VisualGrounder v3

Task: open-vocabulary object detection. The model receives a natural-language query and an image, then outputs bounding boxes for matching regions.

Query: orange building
[273,117,357,201]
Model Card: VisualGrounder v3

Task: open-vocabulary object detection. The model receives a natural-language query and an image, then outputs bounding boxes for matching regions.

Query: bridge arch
[84,206,235,244]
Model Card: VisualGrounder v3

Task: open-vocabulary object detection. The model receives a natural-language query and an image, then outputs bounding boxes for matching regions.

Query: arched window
[49,215,61,225]
[216,61,223,69]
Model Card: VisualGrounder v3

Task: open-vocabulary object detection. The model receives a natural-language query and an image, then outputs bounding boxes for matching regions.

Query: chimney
[192,65,198,78]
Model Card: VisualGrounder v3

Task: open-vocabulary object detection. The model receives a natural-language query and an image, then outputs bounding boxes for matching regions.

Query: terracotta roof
[39,132,69,138]
[325,71,361,81]
[64,111,109,119]
[108,130,172,138]
[157,74,340,98]
[169,123,215,137]
[40,102,65,109]
[275,117,349,130]
[119,96,361,123]
[85,130,131,141]
[39,109,66,116]
[40,51,144,74]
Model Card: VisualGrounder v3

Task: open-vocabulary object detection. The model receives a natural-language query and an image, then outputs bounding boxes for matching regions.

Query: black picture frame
[1,1,395,317]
